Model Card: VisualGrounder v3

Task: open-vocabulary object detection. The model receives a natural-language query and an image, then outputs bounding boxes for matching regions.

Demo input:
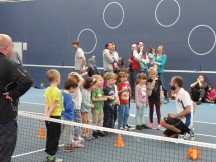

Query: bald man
[0,34,33,162]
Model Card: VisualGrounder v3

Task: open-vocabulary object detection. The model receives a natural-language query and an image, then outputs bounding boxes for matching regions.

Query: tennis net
[12,111,216,162]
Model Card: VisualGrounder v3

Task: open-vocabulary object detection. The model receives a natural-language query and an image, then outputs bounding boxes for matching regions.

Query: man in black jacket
[188,75,208,105]
[0,34,33,162]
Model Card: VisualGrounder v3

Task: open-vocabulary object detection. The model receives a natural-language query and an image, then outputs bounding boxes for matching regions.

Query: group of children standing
[43,65,164,162]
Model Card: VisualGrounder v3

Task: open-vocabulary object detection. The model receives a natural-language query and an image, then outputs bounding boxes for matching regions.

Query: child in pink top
[205,85,216,103]
[135,73,149,130]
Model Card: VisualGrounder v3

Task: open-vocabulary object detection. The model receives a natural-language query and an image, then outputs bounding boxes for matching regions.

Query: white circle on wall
[155,0,181,27]
[188,25,216,56]
[77,28,97,54]
[103,2,124,29]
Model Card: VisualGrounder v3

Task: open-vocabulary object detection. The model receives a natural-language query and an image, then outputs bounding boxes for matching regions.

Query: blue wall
[0,0,215,90]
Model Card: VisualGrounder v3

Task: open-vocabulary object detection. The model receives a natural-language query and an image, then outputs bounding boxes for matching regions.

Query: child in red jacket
[205,85,216,103]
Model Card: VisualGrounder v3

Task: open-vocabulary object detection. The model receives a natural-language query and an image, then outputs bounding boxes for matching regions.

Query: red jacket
[130,54,141,70]
[206,88,216,99]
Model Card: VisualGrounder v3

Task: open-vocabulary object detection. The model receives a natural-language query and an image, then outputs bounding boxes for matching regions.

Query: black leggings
[149,100,161,124]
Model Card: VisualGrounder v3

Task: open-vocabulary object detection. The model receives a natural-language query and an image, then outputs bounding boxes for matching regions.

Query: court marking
[22,64,216,74]
[77,28,97,54]
[188,24,216,55]
[12,144,64,158]
[103,2,124,29]
[155,0,180,27]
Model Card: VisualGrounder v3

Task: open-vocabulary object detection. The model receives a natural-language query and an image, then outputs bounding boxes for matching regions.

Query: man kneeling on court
[160,76,195,140]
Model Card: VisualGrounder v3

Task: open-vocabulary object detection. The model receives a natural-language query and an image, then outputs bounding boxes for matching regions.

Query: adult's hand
[3,92,13,101]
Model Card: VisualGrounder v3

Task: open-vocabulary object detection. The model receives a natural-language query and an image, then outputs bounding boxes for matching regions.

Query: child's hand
[91,104,94,108]
[160,100,163,104]
[108,96,114,100]
[121,87,127,92]
[115,100,120,105]
[136,104,140,108]
[146,103,148,108]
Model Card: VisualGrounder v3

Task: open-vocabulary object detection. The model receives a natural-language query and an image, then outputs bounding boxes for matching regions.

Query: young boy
[68,72,85,143]
[117,72,131,130]
[103,72,117,136]
[44,69,63,162]
[61,78,81,152]
[91,75,107,138]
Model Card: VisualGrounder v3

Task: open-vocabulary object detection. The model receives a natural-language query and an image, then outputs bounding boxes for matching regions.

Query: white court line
[12,144,64,158]
[129,114,216,125]
[20,101,45,106]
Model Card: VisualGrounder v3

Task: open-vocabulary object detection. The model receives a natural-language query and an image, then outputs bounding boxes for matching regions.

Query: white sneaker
[78,137,84,142]
[118,126,124,130]
[178,132,191,140]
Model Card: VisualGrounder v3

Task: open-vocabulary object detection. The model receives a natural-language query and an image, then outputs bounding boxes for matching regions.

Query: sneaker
[123,125,129,131]
[83,136,93,141]
[156,124,162,130]
[126,124,132,128]
[45,155,63,162]
[118,126,124,130]
[163,99,168,104]
[97,131,105,137]
[197,100,202,105]
[141,124,150,129]
[178,132,191,140]
[72,142,85,148]
[136,125,142,130]
[88,135,95,140]
[149,123,154,129]
[189,128,195,141]
[78,137,84,142]
[92,132,99,138]
[64,146,76,152]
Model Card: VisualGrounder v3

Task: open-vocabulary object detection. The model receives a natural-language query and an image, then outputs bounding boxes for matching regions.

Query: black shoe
[197,100,202,105]
[97,131,105,137]
[136,125,142,130]
[92,132,98,138]
[141,124,150,129]
[126,124,131,128]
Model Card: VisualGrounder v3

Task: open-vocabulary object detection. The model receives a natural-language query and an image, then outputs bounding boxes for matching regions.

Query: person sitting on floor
[188,75,208,105]
[205,85,216,103]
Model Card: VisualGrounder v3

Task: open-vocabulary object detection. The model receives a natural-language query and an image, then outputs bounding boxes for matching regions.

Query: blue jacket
[61,91,75,120]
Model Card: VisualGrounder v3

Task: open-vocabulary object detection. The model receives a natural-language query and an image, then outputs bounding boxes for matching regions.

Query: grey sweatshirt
[103,49,114,72]
[81,89,92,112]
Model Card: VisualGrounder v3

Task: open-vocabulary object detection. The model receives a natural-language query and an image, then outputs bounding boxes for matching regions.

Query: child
[81,77,97,140]
[148,47,156,64]
[61,78,80,152]
[68,72,84,143]
[147,67,163,130]
[103,72,117,136]
[205,85,216,103]
[117,72,131,130]
[44,69,63,162]
[91,75,107,138]
[135,73,149,130]
[81,57,99,77]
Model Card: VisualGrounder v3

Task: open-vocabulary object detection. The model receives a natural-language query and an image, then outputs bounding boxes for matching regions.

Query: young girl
[148,47,156,65]
[151,46,168,103]
[147,67,163,130]
[81,77,97,140]
[205,85,216,103]
[135,73,149,130]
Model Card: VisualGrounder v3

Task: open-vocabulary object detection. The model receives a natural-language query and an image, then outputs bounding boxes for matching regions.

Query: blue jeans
[118,104,129,127]
[158,73,167,91]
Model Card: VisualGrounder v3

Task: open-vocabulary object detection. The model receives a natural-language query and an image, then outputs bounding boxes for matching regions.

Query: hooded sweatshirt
[103,49,114,72]
[87,58,99,77]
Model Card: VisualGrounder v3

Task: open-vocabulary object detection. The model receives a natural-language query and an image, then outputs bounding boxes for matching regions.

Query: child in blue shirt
[61,78,82,152]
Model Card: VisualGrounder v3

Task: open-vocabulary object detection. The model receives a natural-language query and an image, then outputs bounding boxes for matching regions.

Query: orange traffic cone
[114,134,125,146]
[37,127,46,137]
[187,147,200,160]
